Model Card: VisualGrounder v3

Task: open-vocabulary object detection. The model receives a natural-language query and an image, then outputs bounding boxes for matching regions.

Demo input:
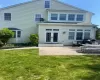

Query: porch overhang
[38,22,98,27]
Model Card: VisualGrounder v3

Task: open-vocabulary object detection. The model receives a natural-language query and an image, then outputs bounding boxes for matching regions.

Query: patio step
[38,44,63,47]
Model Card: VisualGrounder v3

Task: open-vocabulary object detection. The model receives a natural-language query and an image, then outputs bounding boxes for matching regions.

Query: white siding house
[0,0,97,46]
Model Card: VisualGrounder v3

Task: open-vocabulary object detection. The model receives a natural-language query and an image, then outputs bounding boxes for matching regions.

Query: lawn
[0,49,100,80]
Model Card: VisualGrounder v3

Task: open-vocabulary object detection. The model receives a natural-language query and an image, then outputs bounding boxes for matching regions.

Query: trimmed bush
[29,34,38,46]
[0,28,14,45]
[96,28,100,40]
[0,40,4,48]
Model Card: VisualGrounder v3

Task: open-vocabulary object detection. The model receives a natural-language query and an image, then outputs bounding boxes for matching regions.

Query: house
[0,0,97,46]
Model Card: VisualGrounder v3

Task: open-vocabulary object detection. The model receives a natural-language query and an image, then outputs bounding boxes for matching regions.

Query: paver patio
[39,47,84,55]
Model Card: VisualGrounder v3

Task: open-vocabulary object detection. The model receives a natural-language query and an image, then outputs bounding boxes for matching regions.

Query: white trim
[44,0,51,9]
[68,29,91,41]
[45,29,59,43]
[48,12,85,22]
[34,14,42,22]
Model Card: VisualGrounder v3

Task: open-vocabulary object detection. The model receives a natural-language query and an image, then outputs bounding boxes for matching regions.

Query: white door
[46,31,58,43]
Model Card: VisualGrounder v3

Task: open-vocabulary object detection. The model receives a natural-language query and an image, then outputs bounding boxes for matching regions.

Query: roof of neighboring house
[8,28,21,30]
[0,0,94,14]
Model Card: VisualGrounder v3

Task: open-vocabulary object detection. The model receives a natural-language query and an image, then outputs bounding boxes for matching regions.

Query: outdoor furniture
[81,44,100,53]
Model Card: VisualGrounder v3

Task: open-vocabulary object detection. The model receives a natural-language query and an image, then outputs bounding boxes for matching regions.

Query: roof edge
[0,0,40,11]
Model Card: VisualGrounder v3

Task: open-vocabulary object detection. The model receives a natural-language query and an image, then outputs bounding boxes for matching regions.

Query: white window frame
[48,12,85,22]
[68,14,75,21]
[35,14,42,22]
[84,29,91,39]
[68,29,75,40]
[50,13,58,21]
[4,13,11,21]
[44,0,50,8]
[76,14,84,21]
[12,30,21,38]
[68,29,91,41]
[59,14,67,21]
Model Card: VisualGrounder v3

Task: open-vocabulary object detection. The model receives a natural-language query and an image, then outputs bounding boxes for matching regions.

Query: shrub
[0,40,4,48]
[0,28,14,44]
[96,28,100,40]
[29,34,38,46]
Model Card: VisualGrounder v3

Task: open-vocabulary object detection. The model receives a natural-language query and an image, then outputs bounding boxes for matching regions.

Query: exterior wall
[39,24,95,45]
[0,0,47,43]
[49,0,93,24]
[0,0,94,43]
[47,11,92,25]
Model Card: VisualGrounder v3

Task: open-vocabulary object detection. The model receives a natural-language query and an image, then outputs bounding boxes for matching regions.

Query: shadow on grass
[78,63,100,80]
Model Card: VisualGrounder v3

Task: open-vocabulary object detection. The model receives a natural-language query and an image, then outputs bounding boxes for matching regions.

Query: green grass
[0,49,100,80]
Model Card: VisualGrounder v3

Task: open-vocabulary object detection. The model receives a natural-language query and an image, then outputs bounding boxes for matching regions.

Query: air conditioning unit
[39,18,45,22]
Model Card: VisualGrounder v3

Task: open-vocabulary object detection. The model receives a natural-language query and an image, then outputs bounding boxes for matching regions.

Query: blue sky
[0,0,99,27]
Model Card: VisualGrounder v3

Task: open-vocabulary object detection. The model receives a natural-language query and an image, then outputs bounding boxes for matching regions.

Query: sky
[0,0,99,27]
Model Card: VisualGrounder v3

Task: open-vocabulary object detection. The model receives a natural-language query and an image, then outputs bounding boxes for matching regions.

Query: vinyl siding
[0,0,94,43]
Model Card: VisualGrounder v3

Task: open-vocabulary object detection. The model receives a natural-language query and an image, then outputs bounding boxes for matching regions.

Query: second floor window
[45,0,50,8]
[68,14,75,21]
[35,14,41,21]
[4,13,11,21]
[76,14,84,21]
[51,14,58,20]
[59,14,66,20]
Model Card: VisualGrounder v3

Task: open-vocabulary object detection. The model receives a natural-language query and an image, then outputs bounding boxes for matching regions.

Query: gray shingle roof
[8,28,21,30]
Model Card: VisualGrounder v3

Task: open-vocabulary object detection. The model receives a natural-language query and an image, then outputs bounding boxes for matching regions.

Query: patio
[39,47,82,55]
[39,46,100,55]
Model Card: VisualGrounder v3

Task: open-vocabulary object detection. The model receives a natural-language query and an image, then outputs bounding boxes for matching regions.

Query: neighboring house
[0,0,97,46]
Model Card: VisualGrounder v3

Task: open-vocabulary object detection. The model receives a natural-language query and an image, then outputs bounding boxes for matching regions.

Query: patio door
[46,32,58,43]
[53,33,58,42]
[46,32,51,42]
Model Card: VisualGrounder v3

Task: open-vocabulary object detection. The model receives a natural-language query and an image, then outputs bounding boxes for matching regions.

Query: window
[69,29,75,31]
[76,32,83,40]
[12,31,16,38]
[84,32,90,39]
[17,31,21,38]
[85,29,91,31]
[77,29,83,31]
[84,30,90,39]
[53,29,59,31]
[46,33,51,42]
[68,14,75,21]
[51,14,58,20]
[4,13,11,21]
[12,31,21,38]
[68,32,75,40]
[59,14,66,20]
[35,14,41,21]
[76,14,83,21]
[46,29,52,31]
[45,0,50,8]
